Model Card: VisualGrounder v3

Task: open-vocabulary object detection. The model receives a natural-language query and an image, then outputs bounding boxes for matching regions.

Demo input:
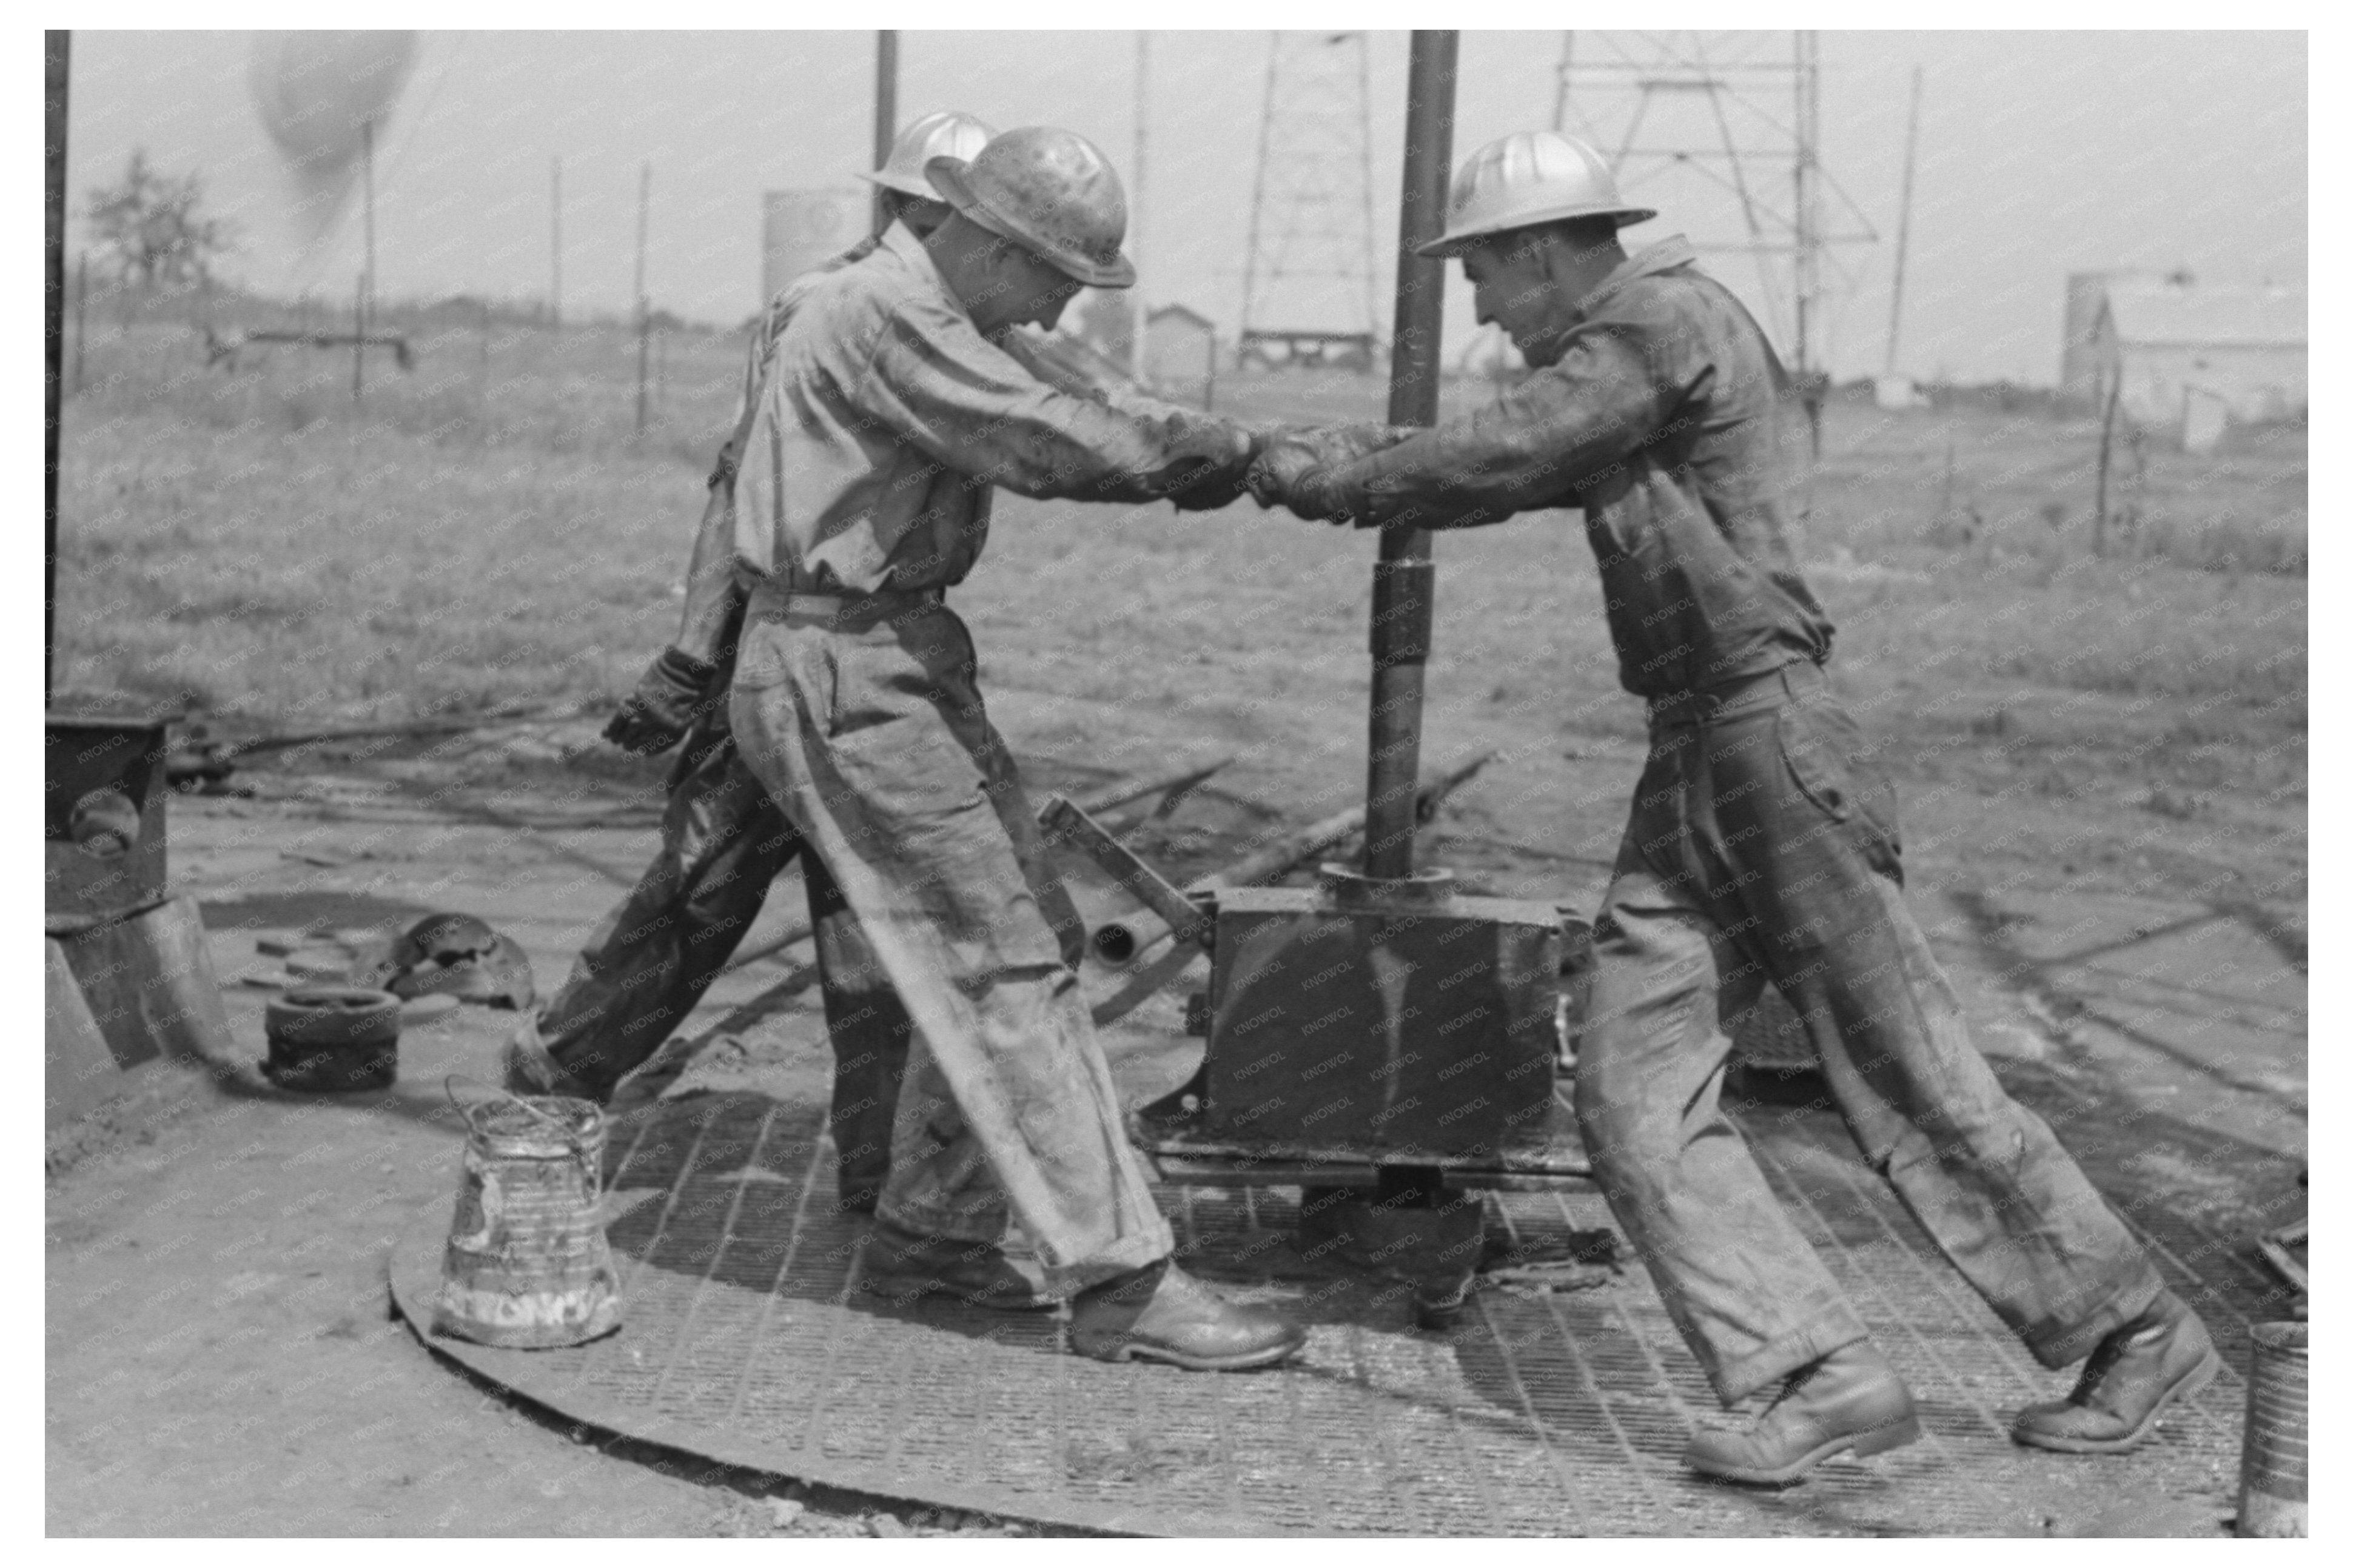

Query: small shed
[1144,303,1219,406]
[2063,273,2305,441]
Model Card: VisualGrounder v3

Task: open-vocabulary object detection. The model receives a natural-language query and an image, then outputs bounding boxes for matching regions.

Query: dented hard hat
[926,126,1136,289]
[366,912,536,1011]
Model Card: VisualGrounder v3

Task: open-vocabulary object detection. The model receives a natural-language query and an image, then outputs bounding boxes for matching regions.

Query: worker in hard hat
[717,124,1299,1369]
[511,112,1000,1220]
[1252,130,2214,1479]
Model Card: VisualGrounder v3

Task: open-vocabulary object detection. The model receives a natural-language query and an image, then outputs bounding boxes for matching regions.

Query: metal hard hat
[862,109,996,201]
[926,126,1136,289]
[1415,130,1656,259]
[366,911,536,1010]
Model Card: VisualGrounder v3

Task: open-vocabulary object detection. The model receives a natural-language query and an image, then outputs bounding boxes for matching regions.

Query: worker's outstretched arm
[858,298,1260,509]
[1287,324,1687,529]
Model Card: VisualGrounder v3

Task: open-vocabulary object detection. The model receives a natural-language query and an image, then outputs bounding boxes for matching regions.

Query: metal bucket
[2236,1321,2308,1538]
[433,1081,622,1350]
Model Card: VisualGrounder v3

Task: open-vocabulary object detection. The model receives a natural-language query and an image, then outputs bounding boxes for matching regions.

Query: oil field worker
[507,112,996,1222]
[723,123,1303,1370]
[1251,130,2216,1479]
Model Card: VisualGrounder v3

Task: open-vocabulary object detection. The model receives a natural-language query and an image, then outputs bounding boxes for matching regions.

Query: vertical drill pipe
[1129,30,1149,380]
[871,31,898,235]
[45,30,68,705]
[1361,29,1457,880]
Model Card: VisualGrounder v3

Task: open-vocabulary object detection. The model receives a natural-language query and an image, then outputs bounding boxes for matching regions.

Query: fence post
[2093,377,2121,557]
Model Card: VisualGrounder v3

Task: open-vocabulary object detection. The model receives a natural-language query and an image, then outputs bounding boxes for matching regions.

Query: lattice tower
[1240,30,1381,354]
[1552,30,1876,378]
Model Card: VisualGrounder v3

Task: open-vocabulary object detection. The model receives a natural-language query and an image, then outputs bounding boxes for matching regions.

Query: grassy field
[54,289,2306,910]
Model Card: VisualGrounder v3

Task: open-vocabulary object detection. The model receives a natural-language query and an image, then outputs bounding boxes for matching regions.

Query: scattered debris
[865,1512,909,1538]
[1477,1225,1622,1296]
[763,1497,804,1530]
[2255,1213,2307,1301]
[285,950,356,980]
[166,706,565,791]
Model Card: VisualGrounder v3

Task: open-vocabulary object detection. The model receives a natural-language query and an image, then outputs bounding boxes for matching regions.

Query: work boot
[858,1219,1053,1313]
[2010,1290,2220,1454]
[502,1017,602,1104]
[1685,1341,1922,1486]
[1069,1258,1307,1371]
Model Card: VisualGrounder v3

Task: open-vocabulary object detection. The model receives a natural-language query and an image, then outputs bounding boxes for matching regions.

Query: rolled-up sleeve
[1329,324,1690,528]
[857,298,1247,504]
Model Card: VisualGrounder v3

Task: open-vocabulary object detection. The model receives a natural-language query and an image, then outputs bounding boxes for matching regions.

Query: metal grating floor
[388,1087,2247,1536]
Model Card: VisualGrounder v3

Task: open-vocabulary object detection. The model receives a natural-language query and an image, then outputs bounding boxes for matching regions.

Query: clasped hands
[1246,424,1413,526]
[1151,417,1400,523]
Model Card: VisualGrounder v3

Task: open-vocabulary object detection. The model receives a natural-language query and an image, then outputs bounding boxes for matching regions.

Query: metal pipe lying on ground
[716,755,1232,977]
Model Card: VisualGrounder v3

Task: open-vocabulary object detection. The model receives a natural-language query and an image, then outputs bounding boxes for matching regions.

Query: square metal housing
[46,715,170,924]
[1199,885,1563,1163]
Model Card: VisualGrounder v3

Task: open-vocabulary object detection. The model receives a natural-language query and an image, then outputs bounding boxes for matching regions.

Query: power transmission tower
[1240,30,1380,372]
[1552,29,1876,403]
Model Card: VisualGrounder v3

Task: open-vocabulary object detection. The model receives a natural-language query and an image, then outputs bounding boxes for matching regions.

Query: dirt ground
[45,675,2306,1535]
[49,311,2306,1535]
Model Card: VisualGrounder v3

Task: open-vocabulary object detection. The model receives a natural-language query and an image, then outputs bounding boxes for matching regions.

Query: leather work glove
[603,646,720,756]
[1282,466,1360,526]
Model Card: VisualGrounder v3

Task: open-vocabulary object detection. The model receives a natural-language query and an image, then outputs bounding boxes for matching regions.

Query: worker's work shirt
[1317,236,1834,700]
[708,233,887,491]
[728,221,1245,596]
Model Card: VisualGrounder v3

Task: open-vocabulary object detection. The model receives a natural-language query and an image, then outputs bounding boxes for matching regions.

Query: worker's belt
[745,574,945,626]
[1643,659,1824,727]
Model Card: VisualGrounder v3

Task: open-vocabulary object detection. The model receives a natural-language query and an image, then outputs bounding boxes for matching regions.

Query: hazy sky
[67,29,2306,384]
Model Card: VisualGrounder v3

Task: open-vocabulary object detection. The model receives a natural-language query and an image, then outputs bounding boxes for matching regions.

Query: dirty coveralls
[723,222,1250,1293]
[532,235,913,1206]
[1309,235,2164,1404]
[535,227,1210,1208]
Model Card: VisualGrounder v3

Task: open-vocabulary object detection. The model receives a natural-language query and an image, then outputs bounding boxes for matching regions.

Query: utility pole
[1883,64,1924,380]
[45,28,69,706]
[872,31,898,235]
[634,161,651,434]
[1362,29,1457,882]
[1550,30,1573,131]
[549,155,563,329]
[1129,30,1148,380]
[361,118,377,335]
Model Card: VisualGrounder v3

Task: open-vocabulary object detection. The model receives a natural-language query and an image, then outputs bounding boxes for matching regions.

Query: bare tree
[86,148,238,288]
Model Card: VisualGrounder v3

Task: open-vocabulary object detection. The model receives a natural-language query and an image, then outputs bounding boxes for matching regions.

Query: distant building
[1143,303,1218,407]
[2061,272,2306,438]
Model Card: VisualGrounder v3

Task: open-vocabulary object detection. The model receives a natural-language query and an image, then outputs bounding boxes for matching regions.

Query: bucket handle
[445,1072,589,1142]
